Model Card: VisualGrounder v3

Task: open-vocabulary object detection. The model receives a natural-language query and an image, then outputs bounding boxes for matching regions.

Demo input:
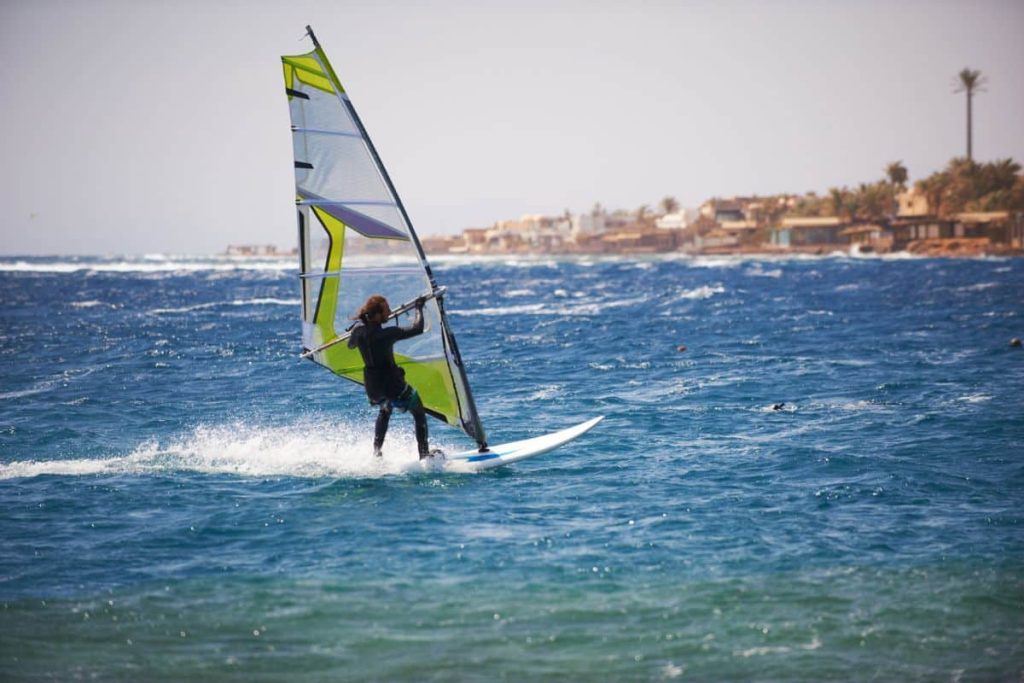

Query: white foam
[957,393,993,404]
[958,282,998,292]
[745,265,782,278]
[0,368,96,401]
[453,294,650,317]
[674,285,725,301]
[229,298,300,307]
[0,419,459,481]
[0,258,293,274]
[149,298,300,315]
[526,384,561,401]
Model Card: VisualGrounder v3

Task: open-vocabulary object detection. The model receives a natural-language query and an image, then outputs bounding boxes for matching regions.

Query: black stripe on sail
[286,88,310,100]
[295,161,314,169]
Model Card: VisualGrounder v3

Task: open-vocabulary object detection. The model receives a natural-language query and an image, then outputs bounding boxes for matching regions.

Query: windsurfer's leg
[412,404,429,459]
[374,404,391,457]
[405,388,429,458]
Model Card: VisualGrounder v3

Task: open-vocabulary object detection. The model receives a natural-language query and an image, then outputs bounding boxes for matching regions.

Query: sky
[1,0,1022,255]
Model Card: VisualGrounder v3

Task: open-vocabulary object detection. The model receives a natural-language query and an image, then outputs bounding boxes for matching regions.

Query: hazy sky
[2,0,1022,255]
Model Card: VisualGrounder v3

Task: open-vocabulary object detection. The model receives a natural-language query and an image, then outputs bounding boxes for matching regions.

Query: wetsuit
[347,306,429,458]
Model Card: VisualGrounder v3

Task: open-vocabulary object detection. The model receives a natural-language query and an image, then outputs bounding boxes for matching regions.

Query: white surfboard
[437,416,604,472]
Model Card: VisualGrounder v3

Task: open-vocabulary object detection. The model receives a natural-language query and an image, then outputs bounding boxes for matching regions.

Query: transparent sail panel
[293,133,398,207]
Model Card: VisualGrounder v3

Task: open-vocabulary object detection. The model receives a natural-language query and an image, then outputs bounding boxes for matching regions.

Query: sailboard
[281,26,601,467]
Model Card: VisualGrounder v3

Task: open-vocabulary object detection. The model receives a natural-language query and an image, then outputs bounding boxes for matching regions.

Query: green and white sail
[282,26,487,449]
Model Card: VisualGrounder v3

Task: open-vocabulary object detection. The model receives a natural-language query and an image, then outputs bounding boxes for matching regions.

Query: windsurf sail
[282,25,487,449]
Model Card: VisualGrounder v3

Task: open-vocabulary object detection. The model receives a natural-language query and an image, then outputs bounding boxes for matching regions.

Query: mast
[303,25,488,450]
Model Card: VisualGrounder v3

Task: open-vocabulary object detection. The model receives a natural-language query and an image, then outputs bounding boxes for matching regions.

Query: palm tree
[885,161,908,189]
[659,196,680,215]
[828,187,845,218]
[954,68,986,161]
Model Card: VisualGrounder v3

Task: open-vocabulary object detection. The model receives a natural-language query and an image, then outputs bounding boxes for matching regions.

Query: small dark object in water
[772,402,786,411]
[676,344,687,352]
[1011,338,1022,348]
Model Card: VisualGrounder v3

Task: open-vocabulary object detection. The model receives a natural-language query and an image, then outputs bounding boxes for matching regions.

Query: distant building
[421,234,465,254]
[897,189,930,217]
[700,197,751,223]
[719,219,761,246]
[601,229,676,253]
[888,218,956,249]
[655,212,688,230]
[839,223,892,252]
[462,227,490,253]
[695,228,739,250]
[770,217,846,247]
[571,212,606,238]
[955,211,1019,246]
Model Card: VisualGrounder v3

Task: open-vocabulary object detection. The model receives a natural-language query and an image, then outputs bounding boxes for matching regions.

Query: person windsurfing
[347,294,435,459]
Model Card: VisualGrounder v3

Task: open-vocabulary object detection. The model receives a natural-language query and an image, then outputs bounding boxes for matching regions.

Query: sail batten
[282,26,487,448]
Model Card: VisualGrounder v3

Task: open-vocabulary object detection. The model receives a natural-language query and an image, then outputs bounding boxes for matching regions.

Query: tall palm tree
[659,196,680,215]
[955,68,986,161]
[885,161,908,189]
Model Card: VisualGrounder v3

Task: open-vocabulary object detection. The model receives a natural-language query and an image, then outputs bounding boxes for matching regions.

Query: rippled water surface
[1,254,1022,681]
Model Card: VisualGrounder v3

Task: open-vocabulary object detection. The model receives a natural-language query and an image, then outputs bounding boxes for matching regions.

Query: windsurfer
[347,294,434,459]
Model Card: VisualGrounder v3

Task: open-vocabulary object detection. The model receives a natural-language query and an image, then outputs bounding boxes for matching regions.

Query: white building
[571,212,606,238]
[655,212,689,230]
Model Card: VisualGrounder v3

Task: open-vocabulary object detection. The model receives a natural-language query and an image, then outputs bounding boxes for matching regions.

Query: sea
[0,252,1021,681]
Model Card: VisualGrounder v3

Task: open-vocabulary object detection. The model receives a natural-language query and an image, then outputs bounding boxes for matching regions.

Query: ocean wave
[0,420,461,481]
[525,384,562,401]
[957,393,993,404]
[0,259,293,274]
[453,294,650,317]
[957,282,998,292]
[745,265,782,278]
[0,368,97,401]
[148,298,300,315]
[673,285,726,301]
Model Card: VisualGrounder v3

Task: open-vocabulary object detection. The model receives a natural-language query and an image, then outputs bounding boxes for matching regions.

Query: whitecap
[745,265,782,278]
[673,285,725,301]
[957,282,998,292]
[0,368,96,401]
[149,298,300,315]
[0,258,293,275]
[526,385,561,401]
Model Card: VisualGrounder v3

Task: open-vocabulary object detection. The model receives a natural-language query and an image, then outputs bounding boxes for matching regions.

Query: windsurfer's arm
[347,322,363,349]
[392,299,425,340]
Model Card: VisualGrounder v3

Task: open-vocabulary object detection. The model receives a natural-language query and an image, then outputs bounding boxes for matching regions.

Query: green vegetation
[772,157,1022,222]
[917,157,1024,217]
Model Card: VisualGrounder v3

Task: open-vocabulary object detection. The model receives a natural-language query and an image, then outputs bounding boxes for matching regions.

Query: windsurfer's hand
[415,297,426,310]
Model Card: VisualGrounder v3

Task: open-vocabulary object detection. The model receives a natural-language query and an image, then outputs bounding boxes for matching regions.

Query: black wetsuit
[347,307,429,457]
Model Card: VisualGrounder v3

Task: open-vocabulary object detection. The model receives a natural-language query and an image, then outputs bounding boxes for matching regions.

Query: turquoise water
[1,254,1022,680]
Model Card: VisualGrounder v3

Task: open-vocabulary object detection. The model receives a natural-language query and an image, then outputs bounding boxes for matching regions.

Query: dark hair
[354,294,390,322]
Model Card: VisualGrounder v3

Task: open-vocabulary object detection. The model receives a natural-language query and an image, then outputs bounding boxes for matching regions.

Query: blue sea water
[0,253,1022,681]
